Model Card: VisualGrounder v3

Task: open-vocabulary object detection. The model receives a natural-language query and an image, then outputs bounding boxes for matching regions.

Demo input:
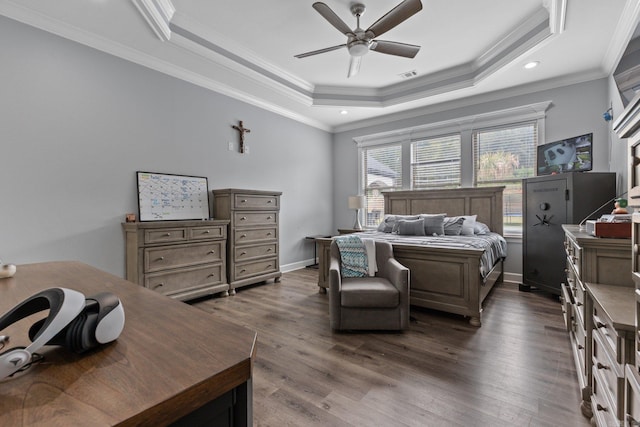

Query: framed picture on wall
[136,171,210,221]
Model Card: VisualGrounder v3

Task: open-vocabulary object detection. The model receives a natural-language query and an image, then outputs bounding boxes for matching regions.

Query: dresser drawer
[592,329,625,421]
[189,225,225,240]
[235,243,277,262]
[234,193,279,209]
[566,239,582,280]
[145,264,224,296]
[625,364,640,427]
[575,314,586,379]
[592,366,619,427]
[235,259,278,280]
[145,227,188,244]
[145,242,223,272]
[234,211,278,227]
[560,283,572,331]
[593,305,619,361]
[235,227,277,244]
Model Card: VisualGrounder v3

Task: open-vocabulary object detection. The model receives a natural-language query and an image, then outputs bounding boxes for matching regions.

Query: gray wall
[332,78,627,280]
[0,16,333,277]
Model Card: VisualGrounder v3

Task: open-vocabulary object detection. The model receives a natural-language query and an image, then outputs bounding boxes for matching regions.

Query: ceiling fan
[294,0,423,78]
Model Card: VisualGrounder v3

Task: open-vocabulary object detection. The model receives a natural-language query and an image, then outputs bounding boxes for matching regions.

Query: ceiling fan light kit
[294,0,423,78]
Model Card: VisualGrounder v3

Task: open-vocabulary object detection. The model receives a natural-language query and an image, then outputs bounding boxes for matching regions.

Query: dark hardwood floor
[193,269,590,427]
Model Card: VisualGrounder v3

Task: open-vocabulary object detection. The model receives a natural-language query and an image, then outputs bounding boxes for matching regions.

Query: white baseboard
[281,258,316,273]
[502,272,522,286]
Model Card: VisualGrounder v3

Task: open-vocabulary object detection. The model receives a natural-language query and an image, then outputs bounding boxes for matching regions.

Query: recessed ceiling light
[524,61,540,69]
[340,110,348,115]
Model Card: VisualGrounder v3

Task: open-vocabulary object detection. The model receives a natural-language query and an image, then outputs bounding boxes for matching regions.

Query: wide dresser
[122,219,229,301]
[561,224,633,425]
[212,188,282,294]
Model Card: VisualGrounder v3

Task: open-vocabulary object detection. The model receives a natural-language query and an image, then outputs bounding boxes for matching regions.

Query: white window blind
[473,122,537,233]
[363,144,402,227]
[411,134,461,188]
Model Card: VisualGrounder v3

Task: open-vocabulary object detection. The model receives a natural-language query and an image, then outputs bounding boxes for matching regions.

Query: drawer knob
[267,232,273,236]
[241,216,247,220]
[596,321,607,329]
[208,250,215,254]
[157,256,165,261]
[153,283,164,290]
[267,216,273,219]
[267,248,272,252]
[207,273,215,278]
[240,269,246,273]
[576,301,582,307]
[268,200,272,203]
[204,230,210,234]
[578,344,584,350]
[165,233,171,237]
[596,362,610,370]
[241,234,247,238]
[240,251,247,255]
[596,404,608,412]
[241,199,247,203]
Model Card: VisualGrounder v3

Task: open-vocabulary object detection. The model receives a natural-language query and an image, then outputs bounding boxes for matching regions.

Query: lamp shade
[348,195,366,210]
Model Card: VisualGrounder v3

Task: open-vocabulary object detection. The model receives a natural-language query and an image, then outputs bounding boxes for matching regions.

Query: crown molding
[602,0,640,76]
[543,0,567,34]
[131,0,174,41]
[333,69,606,134]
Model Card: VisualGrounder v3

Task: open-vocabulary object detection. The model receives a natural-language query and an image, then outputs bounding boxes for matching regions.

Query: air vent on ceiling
[399,70,418,79]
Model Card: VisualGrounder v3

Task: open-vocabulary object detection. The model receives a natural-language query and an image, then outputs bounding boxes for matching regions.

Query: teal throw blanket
[335,235,368,278]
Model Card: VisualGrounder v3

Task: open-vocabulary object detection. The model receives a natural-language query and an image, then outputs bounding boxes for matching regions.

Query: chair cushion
[340,277,399,308]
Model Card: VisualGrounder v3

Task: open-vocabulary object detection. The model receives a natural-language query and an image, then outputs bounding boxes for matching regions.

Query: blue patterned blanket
[335,235,368,278]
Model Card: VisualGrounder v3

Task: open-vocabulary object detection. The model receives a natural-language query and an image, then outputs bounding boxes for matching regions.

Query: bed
[316,186,506,326]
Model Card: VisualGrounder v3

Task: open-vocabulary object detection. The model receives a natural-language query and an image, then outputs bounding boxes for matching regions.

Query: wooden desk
[0,261,256,426]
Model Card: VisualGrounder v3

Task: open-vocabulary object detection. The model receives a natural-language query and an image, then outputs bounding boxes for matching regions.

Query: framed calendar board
[136,171,210,221]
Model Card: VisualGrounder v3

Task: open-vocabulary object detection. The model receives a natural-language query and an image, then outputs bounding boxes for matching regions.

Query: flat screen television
[536,133,593,176]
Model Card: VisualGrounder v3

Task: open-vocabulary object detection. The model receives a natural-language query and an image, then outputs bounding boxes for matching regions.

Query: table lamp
[348,195,366,230]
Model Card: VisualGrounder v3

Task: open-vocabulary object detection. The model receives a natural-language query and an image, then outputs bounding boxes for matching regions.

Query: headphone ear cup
[65,311,99,354]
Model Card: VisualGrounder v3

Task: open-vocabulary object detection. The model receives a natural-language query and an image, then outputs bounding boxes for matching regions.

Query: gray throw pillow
[396,219,426,236]
[443,217,465,235]
[474,221,491,235]
[419,214,446,236]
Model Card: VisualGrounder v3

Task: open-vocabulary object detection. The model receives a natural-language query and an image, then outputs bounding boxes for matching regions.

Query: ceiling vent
[399,70,418,79]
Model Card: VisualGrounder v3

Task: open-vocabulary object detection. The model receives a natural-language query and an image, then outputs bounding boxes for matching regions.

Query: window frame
[355,101,550,236]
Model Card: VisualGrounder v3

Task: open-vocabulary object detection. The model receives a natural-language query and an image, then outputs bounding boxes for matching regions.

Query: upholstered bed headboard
[382,187,505,235]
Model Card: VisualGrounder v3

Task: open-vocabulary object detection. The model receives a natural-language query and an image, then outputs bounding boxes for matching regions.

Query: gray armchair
[329,240,410,331]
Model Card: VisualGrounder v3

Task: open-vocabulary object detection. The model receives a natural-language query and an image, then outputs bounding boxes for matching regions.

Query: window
[362,144,402,227]
[355,101,549,234]
[411,134,461,188]
[473,122,537,234]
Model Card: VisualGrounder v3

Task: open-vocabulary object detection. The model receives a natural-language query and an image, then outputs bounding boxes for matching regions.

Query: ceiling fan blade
[348,56,362,78]
[312,2,354,36]
[370,40,420,58]
[365,0,423,38]
[294,44,347,59]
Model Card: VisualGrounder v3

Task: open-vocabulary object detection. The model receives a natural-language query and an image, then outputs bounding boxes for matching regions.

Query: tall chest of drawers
[122,219,230,301]
[212,189,282,294]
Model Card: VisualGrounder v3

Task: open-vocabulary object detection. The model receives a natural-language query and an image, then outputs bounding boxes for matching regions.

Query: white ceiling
[1,0,639,132]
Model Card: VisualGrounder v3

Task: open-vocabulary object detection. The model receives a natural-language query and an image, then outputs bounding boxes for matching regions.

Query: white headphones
[0,287,125,380]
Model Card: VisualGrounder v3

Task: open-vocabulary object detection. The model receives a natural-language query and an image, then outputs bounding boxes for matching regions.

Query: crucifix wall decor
[232,120,251,154]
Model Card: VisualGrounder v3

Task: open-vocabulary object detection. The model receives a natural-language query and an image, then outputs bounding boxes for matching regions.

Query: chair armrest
[329,256,342,293]
[382,258,409,295]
